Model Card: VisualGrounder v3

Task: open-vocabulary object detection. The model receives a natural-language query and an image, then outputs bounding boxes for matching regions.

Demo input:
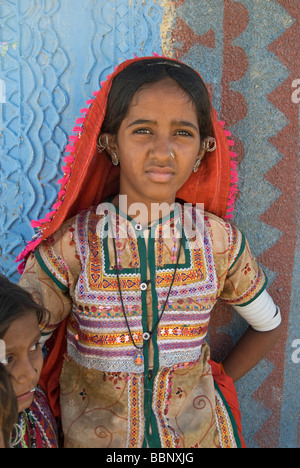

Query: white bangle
[233,290,281,332]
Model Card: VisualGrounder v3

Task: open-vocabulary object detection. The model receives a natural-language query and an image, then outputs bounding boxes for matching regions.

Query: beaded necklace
[12,399,58,448]
[13,409,38,448]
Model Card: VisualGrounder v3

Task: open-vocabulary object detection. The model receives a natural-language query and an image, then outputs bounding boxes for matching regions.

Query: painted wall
[0,0,299,448]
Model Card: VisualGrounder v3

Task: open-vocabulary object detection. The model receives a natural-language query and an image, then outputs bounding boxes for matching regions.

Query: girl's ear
[98,133,117,157]
[196,138,207,163]
[197,136,217,161]
[99,133,119,166]
[198,142,206,161]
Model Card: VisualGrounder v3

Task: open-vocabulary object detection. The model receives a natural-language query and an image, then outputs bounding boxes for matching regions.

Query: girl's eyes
[176,130,193,137]
[2,356,9,365]
[134,128,151,135]
[4,355,14,366]
[133,129,193,137]
[30,342,42,352]
[4,342,42,366]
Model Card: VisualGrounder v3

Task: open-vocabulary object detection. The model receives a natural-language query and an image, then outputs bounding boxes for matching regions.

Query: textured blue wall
[0,0,164,279]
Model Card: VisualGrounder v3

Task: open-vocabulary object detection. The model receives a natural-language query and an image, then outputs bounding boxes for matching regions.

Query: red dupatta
[16,55,239,424]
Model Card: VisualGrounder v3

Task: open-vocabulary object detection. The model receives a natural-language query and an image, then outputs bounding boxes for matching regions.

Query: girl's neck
[111,194,177,226]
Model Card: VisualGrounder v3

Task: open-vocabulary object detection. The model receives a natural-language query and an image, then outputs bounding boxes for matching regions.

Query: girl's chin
[17,389,35,412]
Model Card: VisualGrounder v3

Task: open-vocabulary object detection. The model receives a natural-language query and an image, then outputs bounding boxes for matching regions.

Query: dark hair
[0,275,49,339]
[0,364,18,448]
[101,58,213,140]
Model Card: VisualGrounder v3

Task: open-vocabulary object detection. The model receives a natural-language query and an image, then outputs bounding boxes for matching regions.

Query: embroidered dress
[13,387,59,448]
[19,204,266,448]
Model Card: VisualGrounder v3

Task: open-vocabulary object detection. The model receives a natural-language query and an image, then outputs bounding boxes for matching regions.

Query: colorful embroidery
[242,262,251,275]
[14,387,59,448]
[226,267,267,306]
[215,389,237,448]
[127,374,144,448]
[67,311,144,373]
[156,209,218,368]
[68,312,143,348]
[156,221,164,267]
[36,246,69,290]
[152,368,176,448]
[69,206,220,373]
[227,223,243,268]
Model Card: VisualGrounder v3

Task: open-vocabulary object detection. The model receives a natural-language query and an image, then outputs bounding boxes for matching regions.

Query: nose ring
[170,150,175,159]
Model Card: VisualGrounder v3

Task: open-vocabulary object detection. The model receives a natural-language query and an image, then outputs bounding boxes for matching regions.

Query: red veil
[16,55,244,446]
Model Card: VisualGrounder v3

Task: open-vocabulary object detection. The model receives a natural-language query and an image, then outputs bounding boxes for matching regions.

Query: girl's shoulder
[39,206,98,253]
[204,211,236,241]
[203,211,243,260]
[35,212,85,279]
[204,210,231,229]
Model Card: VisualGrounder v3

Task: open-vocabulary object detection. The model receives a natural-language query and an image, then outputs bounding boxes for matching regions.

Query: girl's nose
[15,356,38,386]
[151,136,172,161]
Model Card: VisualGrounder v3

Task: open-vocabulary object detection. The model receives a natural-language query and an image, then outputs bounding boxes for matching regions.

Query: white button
[140,282,148,291]
[135,223,142,231]
[143,332,151,341]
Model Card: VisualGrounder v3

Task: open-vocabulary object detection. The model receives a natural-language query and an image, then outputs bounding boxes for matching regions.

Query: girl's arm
[222,322,282,382]
[210,218,283,382]
[18,218,80,336]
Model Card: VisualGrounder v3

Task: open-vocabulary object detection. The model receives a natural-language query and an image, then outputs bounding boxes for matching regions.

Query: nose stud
[170,150,175,159]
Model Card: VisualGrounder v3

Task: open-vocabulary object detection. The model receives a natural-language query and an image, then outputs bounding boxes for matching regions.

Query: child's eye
[30,342,42,353]
[134,128,151,135]
[176,130,193,137]
[4,355,13,366]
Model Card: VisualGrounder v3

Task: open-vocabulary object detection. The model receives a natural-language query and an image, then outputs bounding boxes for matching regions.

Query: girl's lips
[145,166,175,183]
[17,388,35,402]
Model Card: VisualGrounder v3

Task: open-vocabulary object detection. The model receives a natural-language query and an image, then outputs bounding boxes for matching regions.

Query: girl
[0,275,59,448]
[0,346,18,448]
[17,56,282,448]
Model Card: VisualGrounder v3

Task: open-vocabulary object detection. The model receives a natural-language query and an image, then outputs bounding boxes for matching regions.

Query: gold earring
[204,137,217,152]
[97,135,107,152]
[111,151,119,166]
[193,159,201,173]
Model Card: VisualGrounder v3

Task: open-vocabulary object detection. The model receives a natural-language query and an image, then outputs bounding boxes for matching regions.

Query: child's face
[109,78,205,210]
[0,428,4,448]
[3,311,43,412]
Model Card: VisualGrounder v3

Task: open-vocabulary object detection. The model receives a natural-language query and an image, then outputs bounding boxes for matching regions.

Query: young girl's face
[0,428,4,448]
[108,78,205,210]
[3,311,43,412]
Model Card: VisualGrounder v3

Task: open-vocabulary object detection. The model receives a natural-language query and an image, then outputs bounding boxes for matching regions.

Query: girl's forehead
[3,312,40,349]
[127,79,197,122]
[132,78,191,103]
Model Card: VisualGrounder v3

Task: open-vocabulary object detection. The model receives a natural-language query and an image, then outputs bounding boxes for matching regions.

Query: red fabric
[210,360,247,448]
[38,319,67,419]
